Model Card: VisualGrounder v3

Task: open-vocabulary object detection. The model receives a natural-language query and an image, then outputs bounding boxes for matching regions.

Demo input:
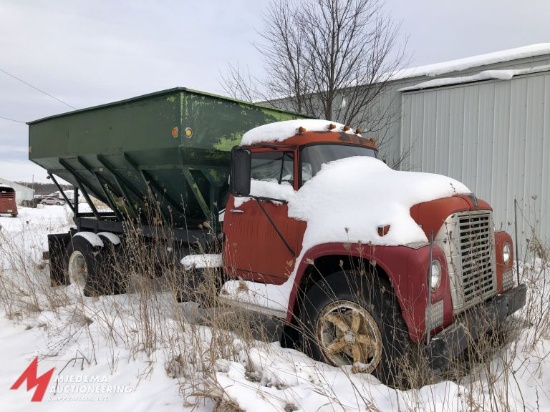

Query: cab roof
[240,119,377,149]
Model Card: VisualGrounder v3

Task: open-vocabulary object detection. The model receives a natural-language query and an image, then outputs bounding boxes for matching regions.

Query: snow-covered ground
[0,205,549,411]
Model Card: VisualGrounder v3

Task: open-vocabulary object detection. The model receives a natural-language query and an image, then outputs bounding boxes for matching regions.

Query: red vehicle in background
[0,186,18,217]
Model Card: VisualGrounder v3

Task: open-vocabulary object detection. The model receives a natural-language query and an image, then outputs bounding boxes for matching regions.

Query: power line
[0,67,77,110]
[0,115,26,124]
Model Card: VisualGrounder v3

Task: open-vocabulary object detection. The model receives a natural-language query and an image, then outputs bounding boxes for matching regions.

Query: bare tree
[222,0,407,135]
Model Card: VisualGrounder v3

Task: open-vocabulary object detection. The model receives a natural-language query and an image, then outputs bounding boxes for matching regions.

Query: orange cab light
[328,123,337,130]
[343,125,351,131]
[298,126,307,134]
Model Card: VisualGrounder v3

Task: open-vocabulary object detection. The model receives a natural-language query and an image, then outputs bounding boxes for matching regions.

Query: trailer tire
[66,236,103,296]
[300,271,414,388]
[98,235,128,295]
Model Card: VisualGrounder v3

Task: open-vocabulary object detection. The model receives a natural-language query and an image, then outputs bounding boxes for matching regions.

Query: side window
[251,151,294,185]
[302,162,313,183]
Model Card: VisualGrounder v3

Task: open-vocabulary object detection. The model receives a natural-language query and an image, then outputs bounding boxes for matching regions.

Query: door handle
[230,209,244,214]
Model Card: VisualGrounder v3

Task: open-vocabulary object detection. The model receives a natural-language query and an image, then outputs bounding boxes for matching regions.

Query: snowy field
[0,205,549,411]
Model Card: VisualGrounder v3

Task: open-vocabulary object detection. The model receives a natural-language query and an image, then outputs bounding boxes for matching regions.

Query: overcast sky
[1,0,549,183]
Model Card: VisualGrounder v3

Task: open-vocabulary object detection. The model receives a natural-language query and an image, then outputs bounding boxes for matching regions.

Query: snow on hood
[293,157,470,248]
[238,156,470,248]
[240,119,360,146]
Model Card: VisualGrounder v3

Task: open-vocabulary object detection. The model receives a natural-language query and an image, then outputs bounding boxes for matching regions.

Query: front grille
[458,212,496,308]
[435,211,497,312]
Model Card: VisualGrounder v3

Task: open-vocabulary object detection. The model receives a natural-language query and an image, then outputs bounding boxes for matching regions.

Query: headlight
[503,242,511,264]
[429,260,442,290]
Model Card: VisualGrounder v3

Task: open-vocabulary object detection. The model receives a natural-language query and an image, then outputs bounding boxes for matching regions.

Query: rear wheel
[301,271,414,388]
[66,236,102,296]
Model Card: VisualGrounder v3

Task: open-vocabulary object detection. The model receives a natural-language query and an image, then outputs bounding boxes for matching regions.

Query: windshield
[301,144,377,183]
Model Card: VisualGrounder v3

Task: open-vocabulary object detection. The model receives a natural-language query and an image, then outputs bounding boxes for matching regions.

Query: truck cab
[224,123,377,284]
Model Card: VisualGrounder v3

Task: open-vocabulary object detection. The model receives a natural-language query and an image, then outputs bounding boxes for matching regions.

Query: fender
[288,242,453,342]
[73,231,104,248]
[97,231,121,246]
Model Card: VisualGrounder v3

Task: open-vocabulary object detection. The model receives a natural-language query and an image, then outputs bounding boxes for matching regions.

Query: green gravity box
[28,87,304,227]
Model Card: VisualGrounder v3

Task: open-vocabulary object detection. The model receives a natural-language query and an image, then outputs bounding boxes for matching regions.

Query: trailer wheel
[300,271,413,388]
[66,236,102,296]
[98,235,128,295]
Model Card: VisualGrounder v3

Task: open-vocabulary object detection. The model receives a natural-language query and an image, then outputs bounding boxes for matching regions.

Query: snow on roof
[392,43,550,81]
[240,119,360,146]
[399,65,550,91]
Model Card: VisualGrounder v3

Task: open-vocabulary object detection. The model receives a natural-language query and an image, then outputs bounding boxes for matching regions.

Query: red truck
[0,185,18,217]
[29,89,526,387]
[220,119,526,386]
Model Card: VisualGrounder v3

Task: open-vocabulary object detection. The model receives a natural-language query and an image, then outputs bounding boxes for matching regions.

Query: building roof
[0,178,34,193]
[392,43,550,81]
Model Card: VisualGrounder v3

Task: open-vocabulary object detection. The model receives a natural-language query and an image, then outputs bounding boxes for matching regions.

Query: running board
[217,296,287,319]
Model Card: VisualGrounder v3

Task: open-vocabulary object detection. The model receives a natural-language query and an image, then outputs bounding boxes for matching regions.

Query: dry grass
[0,210,549,411]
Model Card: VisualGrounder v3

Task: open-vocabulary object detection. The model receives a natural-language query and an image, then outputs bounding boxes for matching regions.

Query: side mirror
[230,147,251,196]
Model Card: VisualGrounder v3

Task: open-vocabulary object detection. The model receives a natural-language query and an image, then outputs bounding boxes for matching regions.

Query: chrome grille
[458,212,496,307]
[435,211,497,312]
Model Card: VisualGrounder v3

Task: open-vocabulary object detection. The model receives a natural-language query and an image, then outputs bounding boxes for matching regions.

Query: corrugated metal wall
[400,71,550,254]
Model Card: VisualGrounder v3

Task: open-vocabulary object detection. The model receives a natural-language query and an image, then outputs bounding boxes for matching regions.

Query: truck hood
[239,156,470,250]
[410,193,492,240]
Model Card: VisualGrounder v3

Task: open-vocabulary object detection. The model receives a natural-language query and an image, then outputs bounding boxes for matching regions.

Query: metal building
[373,44,550,254]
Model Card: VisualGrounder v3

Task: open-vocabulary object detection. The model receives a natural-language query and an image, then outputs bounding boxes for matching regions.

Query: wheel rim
[316,300,382,373]
[68,251,88,288]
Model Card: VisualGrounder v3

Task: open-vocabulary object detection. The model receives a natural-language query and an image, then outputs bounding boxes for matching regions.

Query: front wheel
[300,271,414,388]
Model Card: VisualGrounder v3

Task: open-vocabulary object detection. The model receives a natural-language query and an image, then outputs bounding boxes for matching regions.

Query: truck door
[223,149,306,285]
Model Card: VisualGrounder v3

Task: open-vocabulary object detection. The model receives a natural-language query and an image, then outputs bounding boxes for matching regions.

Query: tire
[300,271,414,388]
[66,236,103,296]
[98,235,128,295]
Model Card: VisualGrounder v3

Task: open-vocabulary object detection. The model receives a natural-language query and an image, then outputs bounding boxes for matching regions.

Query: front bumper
[426,283,527,370]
